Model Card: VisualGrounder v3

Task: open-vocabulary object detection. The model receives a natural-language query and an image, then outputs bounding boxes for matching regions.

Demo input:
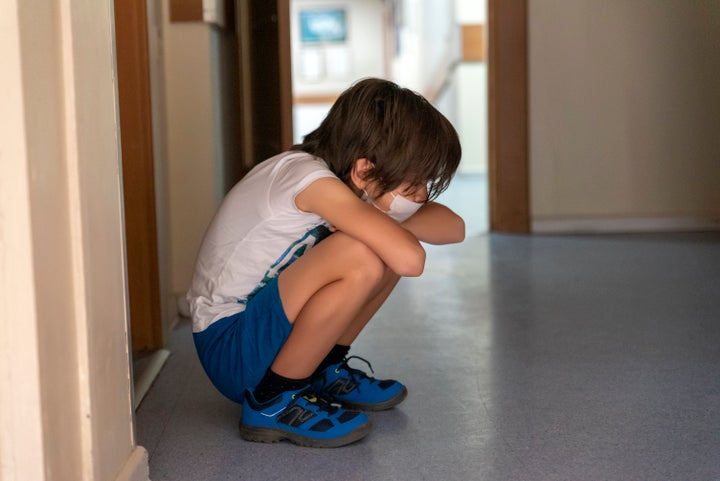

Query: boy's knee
[338,233,386,284]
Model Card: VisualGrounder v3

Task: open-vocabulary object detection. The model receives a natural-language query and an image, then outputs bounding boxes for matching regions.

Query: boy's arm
[296,177,426,277]
[400,202,465,245]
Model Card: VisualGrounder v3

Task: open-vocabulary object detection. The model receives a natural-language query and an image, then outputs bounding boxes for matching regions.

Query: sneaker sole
[238,420,372,448]
[341,386,408,412]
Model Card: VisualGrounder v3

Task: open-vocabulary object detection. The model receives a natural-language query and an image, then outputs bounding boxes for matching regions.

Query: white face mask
[362,190,424,223]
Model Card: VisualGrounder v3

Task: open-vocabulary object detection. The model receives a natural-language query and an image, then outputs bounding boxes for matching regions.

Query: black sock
[253,368,311,404]
[314,344,350,376]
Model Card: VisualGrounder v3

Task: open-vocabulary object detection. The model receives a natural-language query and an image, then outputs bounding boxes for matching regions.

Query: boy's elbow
[443,213,465,244]
[435,214,465,245]
[454,216,466,243]
[398,245,425,277]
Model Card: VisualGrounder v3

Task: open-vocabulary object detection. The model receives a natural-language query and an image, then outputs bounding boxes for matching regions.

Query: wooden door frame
[110,0,529,356]
[236,0,294,169]
[114,0,163,351]
[488,0,530,233]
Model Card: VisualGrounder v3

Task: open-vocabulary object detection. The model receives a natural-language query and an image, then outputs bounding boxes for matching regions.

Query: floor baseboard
[532,216,720,234]
[114,446,150,481]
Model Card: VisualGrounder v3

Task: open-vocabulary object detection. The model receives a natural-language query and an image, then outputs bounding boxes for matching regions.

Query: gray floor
[136,231,720,481]
[435,172,489,236]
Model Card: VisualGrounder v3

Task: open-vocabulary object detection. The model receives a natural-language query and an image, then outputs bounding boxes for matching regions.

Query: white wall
[454,0,487,174]
[291,0,386,96]
[161,0,222,301]
[456,0,485,23]
[393,0,459,97]
[1,1,148,479]
[455,63,487,174]
[529,0,720,230]
[291,0,387,143]
[160,0,244,303]
[292,0,467,145]
[147,0,177,336]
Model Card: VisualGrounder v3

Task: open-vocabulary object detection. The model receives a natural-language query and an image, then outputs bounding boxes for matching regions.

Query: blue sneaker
[239,387,371,448]
[312,356,407,411]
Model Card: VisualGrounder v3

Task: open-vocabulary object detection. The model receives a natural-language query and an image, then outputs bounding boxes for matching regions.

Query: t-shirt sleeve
[267,154,337,215]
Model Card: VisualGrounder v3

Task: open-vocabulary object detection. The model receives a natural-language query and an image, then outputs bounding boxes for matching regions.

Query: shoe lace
[338,355,376,383]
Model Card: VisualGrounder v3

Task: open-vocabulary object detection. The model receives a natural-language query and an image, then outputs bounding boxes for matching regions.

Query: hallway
[136,232,720,481]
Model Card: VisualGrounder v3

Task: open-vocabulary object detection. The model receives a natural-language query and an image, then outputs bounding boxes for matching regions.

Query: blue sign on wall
[300,9,347,43]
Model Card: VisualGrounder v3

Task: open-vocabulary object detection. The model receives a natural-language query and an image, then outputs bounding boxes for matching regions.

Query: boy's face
[365,181,428,211]
[350,157,428,211]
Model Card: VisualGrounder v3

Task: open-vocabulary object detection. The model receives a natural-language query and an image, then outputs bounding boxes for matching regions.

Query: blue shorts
[193,277,292,403]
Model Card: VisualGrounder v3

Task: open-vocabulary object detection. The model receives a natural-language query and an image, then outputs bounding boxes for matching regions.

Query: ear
[349,158,373,190]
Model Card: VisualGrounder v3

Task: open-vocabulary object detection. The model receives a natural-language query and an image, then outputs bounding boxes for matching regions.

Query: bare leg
[272,232,388,379]
[336,267,400,346]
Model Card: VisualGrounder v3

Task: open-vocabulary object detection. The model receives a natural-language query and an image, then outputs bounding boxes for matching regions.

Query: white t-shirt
[187,151,336,332]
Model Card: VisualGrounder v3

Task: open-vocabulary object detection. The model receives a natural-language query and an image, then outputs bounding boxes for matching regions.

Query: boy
[187,78,464,448]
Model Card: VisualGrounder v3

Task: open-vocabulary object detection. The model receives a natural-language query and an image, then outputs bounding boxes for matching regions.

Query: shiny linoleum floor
[136,232,720,481]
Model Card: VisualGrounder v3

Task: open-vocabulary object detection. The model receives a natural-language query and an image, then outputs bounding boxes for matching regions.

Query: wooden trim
[169,0,203,22]
[488,0,530,233]
[236,0,294,166]
[236,0,255,170]
[170,0,235,27]
[277,0,293,150]
[462,24,486,62]
[114,0,164,350]
[293,94,339,105]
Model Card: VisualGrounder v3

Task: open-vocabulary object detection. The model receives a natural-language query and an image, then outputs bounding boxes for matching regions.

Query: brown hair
[292,78,461,200]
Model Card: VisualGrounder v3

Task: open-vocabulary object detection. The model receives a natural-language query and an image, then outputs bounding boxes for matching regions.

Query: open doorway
[124,0,529,412]
[289,0,490,235]
[129,0,529,472]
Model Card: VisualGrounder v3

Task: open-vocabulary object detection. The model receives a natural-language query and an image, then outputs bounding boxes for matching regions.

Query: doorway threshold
[132,349,171,410]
